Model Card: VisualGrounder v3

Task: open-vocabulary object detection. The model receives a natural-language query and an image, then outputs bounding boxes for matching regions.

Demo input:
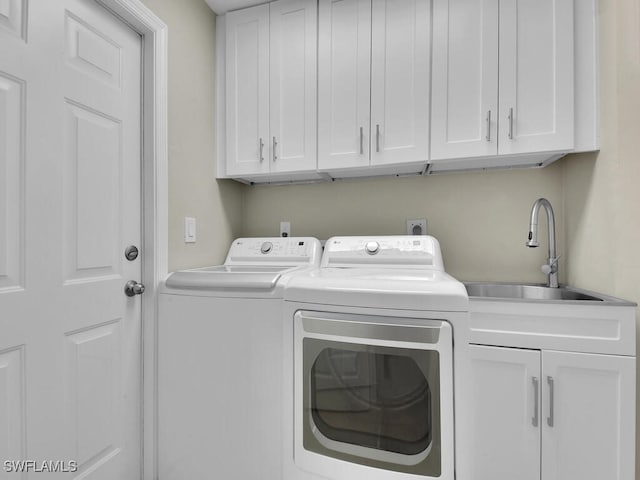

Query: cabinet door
[270,0,317,174]
[370,0,430,166]
[225,5,270,176]
[317,0,371,171]
[468,345,541,480]
[498,0,574,155]
[542,351,635,480]
[431,0,498,161]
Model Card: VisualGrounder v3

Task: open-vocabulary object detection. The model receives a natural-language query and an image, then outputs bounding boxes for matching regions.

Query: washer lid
[285,268,468,312]
[164,237,322,291]
[165,265,291,290]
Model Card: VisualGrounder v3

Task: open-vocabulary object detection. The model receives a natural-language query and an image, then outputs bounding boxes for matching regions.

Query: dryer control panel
[226,237,322,266]
[322,236,445,270]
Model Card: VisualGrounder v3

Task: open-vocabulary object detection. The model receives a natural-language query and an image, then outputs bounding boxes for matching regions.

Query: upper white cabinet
[225,4,270,177]
[317,0,371,171]
[431,0,499,160]
[218,0,598,182]
[431,0,575,164]
[317,0,430,176]
[269,0,317,175]
[225,0,318,181]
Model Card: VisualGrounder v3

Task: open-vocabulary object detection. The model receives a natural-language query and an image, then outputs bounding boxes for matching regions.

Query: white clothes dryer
[282,236,471,480]
[158,237,322,480]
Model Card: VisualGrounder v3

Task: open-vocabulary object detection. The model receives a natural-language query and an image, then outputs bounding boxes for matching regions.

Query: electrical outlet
[406,219,427,235]
[280,221,291,237]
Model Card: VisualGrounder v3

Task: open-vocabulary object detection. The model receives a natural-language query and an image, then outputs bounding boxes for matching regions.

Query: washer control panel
[322,236,444,270]
[226,237,322,265]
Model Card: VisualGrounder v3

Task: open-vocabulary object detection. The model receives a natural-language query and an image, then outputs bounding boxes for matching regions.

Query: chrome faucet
[526,198,559,288]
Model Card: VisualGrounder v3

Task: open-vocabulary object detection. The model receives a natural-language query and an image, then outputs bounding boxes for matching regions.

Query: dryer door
[294,311,453,479]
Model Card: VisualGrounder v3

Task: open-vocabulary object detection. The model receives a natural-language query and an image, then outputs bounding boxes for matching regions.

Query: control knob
[261,241,273,254]
[365,241,380,255]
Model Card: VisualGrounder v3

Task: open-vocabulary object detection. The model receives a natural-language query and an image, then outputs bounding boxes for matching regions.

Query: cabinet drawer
[469,300,636,355]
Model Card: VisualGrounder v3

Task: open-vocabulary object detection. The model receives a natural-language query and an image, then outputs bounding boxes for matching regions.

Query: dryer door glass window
[303,339,441,476]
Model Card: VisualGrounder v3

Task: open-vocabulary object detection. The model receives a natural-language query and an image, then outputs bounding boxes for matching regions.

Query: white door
[498,0,574,155]
[269,0,317,174]
[225,4,270,176]
[0,0,142,478]
[370,0,430,166]
[430,0,499,160]
[317,0,371,171]
[468,345,540,480]
[542,351,636,480]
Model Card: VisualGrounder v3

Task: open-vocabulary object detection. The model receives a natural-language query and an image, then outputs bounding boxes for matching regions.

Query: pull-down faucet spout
[526,198,559,288]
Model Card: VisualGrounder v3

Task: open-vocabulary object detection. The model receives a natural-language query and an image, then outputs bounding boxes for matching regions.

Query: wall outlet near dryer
[406,219,427,235]
[280,221,291,237]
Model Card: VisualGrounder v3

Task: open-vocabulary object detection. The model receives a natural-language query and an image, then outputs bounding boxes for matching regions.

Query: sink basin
[463,282,630,303]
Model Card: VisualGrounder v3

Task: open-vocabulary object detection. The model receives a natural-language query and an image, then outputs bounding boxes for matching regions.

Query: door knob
[124,280,145,297]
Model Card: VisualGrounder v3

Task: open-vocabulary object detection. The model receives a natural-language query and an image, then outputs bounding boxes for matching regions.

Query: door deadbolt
[125,245,139,261]
[124,280,145,297]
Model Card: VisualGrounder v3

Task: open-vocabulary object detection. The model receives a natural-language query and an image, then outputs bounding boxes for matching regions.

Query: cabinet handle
[485,110,492,142]
[259,137,264,162]
[532,376,539,427]
[508,107,514,140]
[359,126,364,155]
[547,376,555,427]
[376,124,380,153]
[273,136,278,161]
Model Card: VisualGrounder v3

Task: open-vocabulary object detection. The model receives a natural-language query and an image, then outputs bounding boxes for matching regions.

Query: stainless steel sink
[464,282,633,304]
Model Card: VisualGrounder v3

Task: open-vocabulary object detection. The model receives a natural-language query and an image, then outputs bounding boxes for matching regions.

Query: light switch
[185,217,196,243]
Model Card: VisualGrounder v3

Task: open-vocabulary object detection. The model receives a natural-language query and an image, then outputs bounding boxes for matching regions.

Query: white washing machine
[158,237,322,480]
[282,236,471,480]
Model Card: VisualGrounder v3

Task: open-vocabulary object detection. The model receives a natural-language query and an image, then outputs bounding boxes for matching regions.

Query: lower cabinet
[469,345,635,480]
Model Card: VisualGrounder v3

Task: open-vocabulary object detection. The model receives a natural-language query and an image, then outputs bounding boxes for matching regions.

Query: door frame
[93,1,167,479]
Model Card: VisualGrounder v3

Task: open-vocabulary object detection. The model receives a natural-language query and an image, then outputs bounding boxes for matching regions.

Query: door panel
[468,345,541,480]
[0,0,25,39]
[65,321,123,467]
[63,101,122,282]
[370,0,430,166]
[542,351,635,480]
[431,0,498,160]
[0,0,142,478]
[317,0,371,171]
[65,12,122,89]
[270,0,317,173]
[0,346,25,473]
[0,72,24,291]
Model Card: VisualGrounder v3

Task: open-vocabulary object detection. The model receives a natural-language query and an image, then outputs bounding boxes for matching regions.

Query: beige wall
[563,1,640,303]
[563,2,640,474]
[142,0,243,271]
[242,166,564,283]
